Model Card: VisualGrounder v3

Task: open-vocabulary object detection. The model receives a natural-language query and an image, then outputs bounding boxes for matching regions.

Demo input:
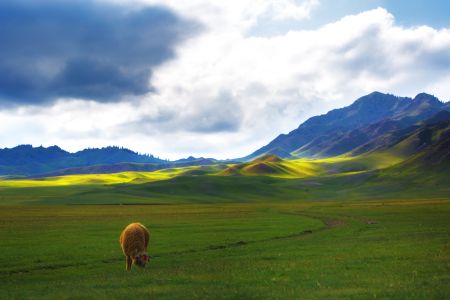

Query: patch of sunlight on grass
[0,167,201,188]
[220,152,405,179]
[217,158,323,178]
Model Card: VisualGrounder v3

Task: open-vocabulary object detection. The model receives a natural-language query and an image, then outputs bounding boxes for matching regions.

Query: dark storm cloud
[0,0,199,105]
[118,90,243,136]
[185,91,243,133]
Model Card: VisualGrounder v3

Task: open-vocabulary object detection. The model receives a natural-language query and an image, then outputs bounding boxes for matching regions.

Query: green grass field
[0,155,449,299]
[1,200,449,299]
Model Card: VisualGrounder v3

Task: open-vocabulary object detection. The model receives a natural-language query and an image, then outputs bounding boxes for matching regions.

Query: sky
[1,0,450,159]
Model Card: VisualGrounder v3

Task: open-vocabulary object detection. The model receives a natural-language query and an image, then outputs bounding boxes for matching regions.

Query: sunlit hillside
[0,168,189,188]
[0,151,415,188]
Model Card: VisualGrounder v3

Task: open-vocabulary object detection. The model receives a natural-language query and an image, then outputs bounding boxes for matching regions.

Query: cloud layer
[1,1,450,159]
[0,0,198,105]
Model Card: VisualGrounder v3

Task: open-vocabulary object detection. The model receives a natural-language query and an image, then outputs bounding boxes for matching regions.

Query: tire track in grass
[1,213,345,276]
[152,211,346,258]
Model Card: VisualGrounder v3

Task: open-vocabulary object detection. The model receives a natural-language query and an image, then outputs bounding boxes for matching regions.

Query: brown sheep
[119,222,150,271]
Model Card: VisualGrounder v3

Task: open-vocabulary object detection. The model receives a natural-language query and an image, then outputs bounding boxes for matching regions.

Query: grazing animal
[119,222,150,271]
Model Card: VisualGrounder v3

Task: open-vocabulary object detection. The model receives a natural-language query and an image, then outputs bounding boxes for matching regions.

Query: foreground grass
[1,199,449,299]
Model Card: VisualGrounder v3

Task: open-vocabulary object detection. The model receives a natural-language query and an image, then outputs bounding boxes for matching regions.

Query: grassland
[0,153,449,299]
[1,199,449,299]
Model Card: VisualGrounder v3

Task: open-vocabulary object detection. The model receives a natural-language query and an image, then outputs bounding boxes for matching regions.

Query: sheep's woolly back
[119,223,150,258]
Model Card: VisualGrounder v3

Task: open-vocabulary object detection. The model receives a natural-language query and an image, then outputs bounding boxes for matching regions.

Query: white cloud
[270,0,319,21]
[2,3,450,159]
[133,0,318,32]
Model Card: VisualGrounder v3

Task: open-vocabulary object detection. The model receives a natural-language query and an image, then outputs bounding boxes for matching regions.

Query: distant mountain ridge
[33,159,223,178]
[245,92,449,160]
[0,145,233,177]
[0,145,166,176]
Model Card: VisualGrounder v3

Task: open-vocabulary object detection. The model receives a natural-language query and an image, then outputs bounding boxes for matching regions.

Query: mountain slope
[384,118,450,171]
[352,110,450,157]
[246,92,447,160]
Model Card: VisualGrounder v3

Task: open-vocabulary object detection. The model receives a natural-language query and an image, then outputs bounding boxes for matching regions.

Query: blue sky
[251,0,450,35]
[366,0,450,28]
[318,0,450,28]
[0,0,449,159]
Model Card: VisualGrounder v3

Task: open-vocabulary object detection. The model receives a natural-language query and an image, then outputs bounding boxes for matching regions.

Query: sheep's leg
[143,228,150,248]
[126,256,132,271]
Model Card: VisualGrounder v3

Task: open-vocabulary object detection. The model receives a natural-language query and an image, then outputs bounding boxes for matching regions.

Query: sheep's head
[133,253,150,267]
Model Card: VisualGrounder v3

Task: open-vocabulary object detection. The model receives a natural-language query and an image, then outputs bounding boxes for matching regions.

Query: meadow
[1,199,449,299]
[0,155,449,299]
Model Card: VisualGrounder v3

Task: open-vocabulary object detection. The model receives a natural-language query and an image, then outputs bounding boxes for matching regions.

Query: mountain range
[220,110,450,177]
[0,146,164,176]
[0,145,222,177]
[246,92,449,160]
[1,91,449,177]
